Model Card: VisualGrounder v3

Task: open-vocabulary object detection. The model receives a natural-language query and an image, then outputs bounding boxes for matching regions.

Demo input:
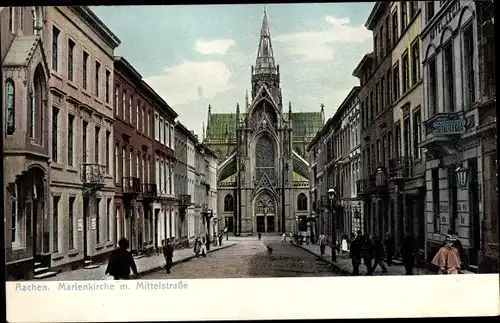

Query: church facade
[203,10,324,235]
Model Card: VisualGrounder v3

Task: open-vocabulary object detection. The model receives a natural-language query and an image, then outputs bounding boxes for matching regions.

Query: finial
[288,102,292,113]
[236,103,240,113]
[208,104,212,113]
[320,103,324,111]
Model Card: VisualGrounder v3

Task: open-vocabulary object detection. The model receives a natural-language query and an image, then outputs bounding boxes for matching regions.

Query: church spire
[254,6,277,76]
[245,89,250,112]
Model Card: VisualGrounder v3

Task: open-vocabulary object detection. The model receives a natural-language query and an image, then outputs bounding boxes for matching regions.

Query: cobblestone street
[142,237,341,279]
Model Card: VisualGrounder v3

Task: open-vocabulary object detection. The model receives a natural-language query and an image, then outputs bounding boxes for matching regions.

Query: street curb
[292,243,352,276]
[138,243,237,276]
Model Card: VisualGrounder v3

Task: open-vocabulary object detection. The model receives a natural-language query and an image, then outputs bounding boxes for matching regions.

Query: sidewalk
[294,242,438,276]
[42,243,236,281]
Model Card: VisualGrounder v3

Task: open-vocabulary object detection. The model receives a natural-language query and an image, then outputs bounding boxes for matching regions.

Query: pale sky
[91,3,374,136]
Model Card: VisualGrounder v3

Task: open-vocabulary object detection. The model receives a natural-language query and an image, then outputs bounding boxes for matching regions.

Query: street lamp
[455,165,469,189]
[328,187,337,262]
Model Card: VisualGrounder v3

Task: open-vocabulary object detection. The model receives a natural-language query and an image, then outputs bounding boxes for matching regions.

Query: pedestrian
[384,232,394,265]
[349,231,362,276]
[361,233,374,275]
[318,233,326,256]
[341,234,349,253]
[193,237,200,256]
[105,238,139,280]
[371,237,388,274]
[258,232,262,240]
[206,233,211,251]
[218,233,223,246]
[402,234,415,275]
[431,234,461,274]
[162,239,174,274]
[200,237,207,257]
[282,233,286,243]
[305,233,310,245]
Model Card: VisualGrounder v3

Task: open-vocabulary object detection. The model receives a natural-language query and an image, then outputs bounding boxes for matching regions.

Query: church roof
[206,113,245,139]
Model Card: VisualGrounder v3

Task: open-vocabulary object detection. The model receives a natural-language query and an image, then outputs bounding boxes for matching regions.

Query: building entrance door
[225,216,234,233]
[267,216,275,232]
[257,216,265,232]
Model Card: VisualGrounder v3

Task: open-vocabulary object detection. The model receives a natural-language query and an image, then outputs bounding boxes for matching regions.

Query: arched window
[255,134,275,181]
[224,194,234,212]
[5,79,15,135]
[297,193,308,211]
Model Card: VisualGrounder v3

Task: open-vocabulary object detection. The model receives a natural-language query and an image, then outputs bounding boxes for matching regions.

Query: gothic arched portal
[254,192,276,233]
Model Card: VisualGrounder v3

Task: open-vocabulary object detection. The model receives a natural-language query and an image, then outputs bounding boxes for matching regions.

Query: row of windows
[52,26,111,104]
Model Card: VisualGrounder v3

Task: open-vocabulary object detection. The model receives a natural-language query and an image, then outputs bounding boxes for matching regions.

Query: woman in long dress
[200,237,207,257]
[431,234,461,274]
[341,234,349,253]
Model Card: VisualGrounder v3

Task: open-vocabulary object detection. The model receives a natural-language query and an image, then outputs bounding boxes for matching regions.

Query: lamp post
[328,187,337,262]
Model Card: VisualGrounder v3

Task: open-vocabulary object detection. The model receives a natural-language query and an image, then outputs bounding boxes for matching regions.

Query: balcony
[178,194,191,209]
[373,168,388,195]
[389,157,411,183]
[122,177,141,195]
[81,163,106,193]
[356,178,372,198]
[420,112,466,156]
[142,184,157,198]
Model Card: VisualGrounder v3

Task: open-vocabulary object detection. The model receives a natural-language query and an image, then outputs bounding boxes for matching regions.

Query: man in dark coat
[402,235,415,275]
[361,234,374,275]
[162,239,174,274]
[384,232,395,265]
[105,238,139,280]
[349,231,362,276]
[218,233,223,246]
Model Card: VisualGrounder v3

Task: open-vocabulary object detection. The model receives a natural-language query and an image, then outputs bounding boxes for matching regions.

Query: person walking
[349,231,362,276]
[431,234,461,274]
[193,237,200,256]
[282,233,287,243]
[371,237,388,274]
[162,239,174,274]
[200,237,208,257]
[105,238,139,280]
[341,234,349,253]
[318,233,327,256]
[361,234,374,275]
[218,233,223,247]
[402,234,415,275]
[224,227,228,241]
[384,232,395,265]
[258,232,262,240]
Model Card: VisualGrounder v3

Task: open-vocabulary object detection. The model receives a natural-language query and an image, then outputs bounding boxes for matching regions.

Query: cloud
[144,60,232,106]
[274,15,372,62]
[195,39,236,55]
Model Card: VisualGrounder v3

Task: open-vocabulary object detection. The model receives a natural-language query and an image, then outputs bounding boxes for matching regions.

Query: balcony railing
[388,157,411,179]
[356,178,372,197]
[123,177,141,194]
[293,181,309,188]
[142,184,157,197]
[178,194,191,208]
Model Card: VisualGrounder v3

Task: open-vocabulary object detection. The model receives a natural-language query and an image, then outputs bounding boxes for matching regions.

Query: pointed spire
[245,89,249,112]
[236,102,240,114]
[254,6,277,76]
[289,101,292,114]
[320,103,325,125]
[202,122,205,140]
[206,104,212,134]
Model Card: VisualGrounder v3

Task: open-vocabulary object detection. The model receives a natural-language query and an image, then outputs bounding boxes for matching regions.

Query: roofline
[197,142,217,158]
[306,117,331,152]
[175,121,197,142]
[72,7,121,48]
[365,2,389,30]
[352,53,374,78]
[333,86,361,119]
[114,56,142,83]
[141,80,178,120]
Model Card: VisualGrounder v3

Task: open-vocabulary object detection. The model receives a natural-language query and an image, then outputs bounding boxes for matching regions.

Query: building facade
[187,131,199,238]
[205,10,320,235]
[386,1,427,262]
[353,2,395,244]
[174,121,191,241]
[3,6,52,279]
[475,0,497,273]
[420,1,482,270]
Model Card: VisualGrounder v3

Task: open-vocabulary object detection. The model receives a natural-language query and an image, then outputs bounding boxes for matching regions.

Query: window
[68,114,74,166]
[9,7,15,32]
[52,26,59,71]
[129,148,133,177]
[443,42,455,112]
[380,76,385,108]
[143,155,147,183]
[394,123,401,157]
[224,195,234,212]
[68,39,75,81]
[410,1,418,19]
[164,121,168,146]
[121,147,125,183]
[392,11,399,43]
[386,69,392,105]
[159,118,164,143]
[52,107,59,162]
[82,121,88,163]
[95,61,101,97]
[83,52,89,90]
[402,52,410,93]
[426,2,435,23]
[68,196,75,250]
[369,91,374,122]
[297,193,308,211]
[401,1,408,31]
[122,90,126,119]
[53,196,60,253]
[413,109,422,158]
[129,95,132,123]
[11,184,18,243]
[136,103,140,130]
[105,70,110,104]
[427,57,437,116]
[142,106,146,134]
[385,16,391,48]
[411,40,420,85]
[154,113,159,140]
[375,82,380,114]
[148,111,152,137]
[96,198,101,244]
[463,24,475,108]
[105,131,111,173]
[136,152,140,181]
[374,35,379,61]
[95,126,100,164]
[115,143,119,183]
[393,63,400,101]
[5,79,15,135]
[432,168,440,232]
[115,86,120,116]
[379,26,384,57]
[403,117,410,157]
[106,199,111,242]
